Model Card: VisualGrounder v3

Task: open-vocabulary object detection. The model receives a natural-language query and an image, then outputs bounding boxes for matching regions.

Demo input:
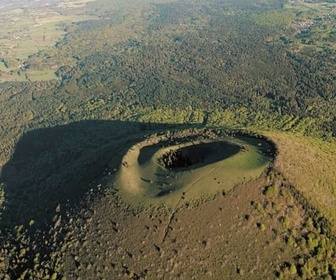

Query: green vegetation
[252,10,294,27]
[0,0,99,83]
[116,129,273,207]
[0,0,335,278]
[267,132,336,233]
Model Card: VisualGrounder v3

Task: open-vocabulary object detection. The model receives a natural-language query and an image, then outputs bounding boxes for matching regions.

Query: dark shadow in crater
[157,141,241,171]
[138,144,164,165]
[137,133,211,165]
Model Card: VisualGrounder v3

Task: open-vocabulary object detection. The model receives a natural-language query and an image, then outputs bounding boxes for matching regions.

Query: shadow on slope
[0,120,276,279]
[0,120,189,230]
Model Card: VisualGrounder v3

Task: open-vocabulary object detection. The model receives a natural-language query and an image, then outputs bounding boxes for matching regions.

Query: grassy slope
[116,133,272,207]
[266,132,336,233]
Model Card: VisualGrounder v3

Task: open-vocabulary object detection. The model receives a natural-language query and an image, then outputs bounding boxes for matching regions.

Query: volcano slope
[0,123,336,280]
[61,128,336,280]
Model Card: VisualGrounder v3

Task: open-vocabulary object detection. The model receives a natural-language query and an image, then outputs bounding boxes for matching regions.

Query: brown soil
[61,176,302,279]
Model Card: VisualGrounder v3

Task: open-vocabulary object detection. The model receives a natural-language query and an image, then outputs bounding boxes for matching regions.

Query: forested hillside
[0,0,335,139]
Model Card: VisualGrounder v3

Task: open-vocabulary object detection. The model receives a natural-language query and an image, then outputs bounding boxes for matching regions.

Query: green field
[284,1,336,53]
[0,0,99,83]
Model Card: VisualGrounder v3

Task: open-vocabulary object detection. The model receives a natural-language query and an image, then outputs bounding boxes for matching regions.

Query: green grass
[115,130,273,207]
[125,107,336,232]
[251,10,294,27]
[266,132,336,233]
[28,70,59,82]
[284,1,336,54]
[0,1,99,83]
[128,107,332,139]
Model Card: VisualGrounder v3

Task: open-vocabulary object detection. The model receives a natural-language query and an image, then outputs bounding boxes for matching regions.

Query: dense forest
[0,0,335,141]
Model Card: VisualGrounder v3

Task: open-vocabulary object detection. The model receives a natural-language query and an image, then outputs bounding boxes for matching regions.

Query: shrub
[289,263,297,275]
[280,216,290,228]
[264,185,279,197]
[257,223,266,231]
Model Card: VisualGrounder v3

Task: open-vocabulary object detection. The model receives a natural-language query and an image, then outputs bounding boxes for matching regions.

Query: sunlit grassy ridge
[127,107,333,139]
[115,130,273,207]
[266,132,336,233]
